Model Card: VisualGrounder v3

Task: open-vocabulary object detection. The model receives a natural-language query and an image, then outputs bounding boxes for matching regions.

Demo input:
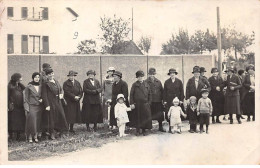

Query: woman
[23,72,43,143]
[8,73,26,141]
[243,65,255,121]
[223,67,242,124]
[63,70,83,133]
[41,68,68,140]
[102,67,115,125]
[82,70,102,132]
[208,68,224,124]
[130,70,152,136]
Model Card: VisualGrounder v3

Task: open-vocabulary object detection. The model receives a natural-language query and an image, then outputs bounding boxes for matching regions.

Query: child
[114,94,131,137]
[197,89,213,134]
[186,96,198,133]
[168,97,187,134]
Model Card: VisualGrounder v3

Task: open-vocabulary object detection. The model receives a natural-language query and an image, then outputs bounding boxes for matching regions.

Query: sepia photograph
[0,0,259,165]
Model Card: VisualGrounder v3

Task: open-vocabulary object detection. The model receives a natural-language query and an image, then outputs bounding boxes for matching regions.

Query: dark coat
[208,76,225,116]
[238,75,247,103]
[223,74,242,115]
[110,79,129,126]
[63,79,83,124]
[8,82,26,132]
[145,77,163,103]
[82,78,102,123]
[23,84,42,111]
[42,79,68,132]
[130,81,152,129]
[163,77,184,104]
[243,74,255,116]
[186,76,211,100]
[186,105,198,125]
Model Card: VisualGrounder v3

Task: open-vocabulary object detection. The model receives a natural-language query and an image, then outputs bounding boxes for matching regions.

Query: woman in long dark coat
[8,73,26,141]
[223,67,242,124]
[82,70,102,132]
[42,68,69,140]
[63,70,83,133]
[208,68,224,124]
[130,70,152,136]
[23,72,43,143]
[243,65,255,121]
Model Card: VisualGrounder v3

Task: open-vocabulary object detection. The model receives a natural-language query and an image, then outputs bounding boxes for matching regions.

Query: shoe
[216,119,222,123]
[247,118,250,122]
[238,120,242,124]
[206,130,209,134]
[212,118,215,124]
[177,131,182,134]
[200,130,203,134]
[50,133,55,140]
[29,139,33,143]
[230,120,233,124]
[203,128,205,132]
[34,138,39,143]
[241,116,245,119]
[159,127,166,132]
[223,117,227,120]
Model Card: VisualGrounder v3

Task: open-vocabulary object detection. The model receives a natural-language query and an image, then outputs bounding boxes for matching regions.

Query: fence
[8,54,213,95]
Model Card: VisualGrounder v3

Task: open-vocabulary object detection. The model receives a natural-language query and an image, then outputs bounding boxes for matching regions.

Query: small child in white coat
[114,94,131,137]
[168,97,187,134]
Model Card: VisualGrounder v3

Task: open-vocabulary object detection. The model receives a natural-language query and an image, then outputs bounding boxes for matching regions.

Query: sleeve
[41,82,50,108]
[122,82,129,100]
[233,76,242,90]
[168,107,171,117]
[159,81,164,102]
[23,87,30,112]
[209,99,213,113]
[78,82,83,98]
[83,81,96,95]
[163,81,167,102]
[197,99,201,112]
[180,107,185,116]
[204,78,211,92]
[219,77,225,91]
[126,107,132,111]
[114,104,119,118]
[96,80,103,93]
[63,82,76,100]
[130,84,135,105]
[243,76,251,90]
[209,78,216,91]
[148,85,152,104]
[179,80,185,101]
[185,79,191,100]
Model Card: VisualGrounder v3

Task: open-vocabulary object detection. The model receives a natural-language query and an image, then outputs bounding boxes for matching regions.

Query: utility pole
[217,7,222,76]
[132,7,133,41]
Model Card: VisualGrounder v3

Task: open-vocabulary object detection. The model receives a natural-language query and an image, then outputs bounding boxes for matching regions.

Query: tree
[99,15,131,54]
[192,30,206,54]
[137,36,151,55]
[204,29,217,53]
[76,39,96,54]
[221,28,232,54]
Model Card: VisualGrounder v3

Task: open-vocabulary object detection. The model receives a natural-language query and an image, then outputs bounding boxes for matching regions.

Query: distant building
[110,40,143,55]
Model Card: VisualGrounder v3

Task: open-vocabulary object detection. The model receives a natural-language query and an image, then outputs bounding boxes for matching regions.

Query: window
[42,36,49,53]
[42,7,48,20]
[7,7,13,17]
[7,34,14,54]
[21,35,28,54]
[21,7,28,18]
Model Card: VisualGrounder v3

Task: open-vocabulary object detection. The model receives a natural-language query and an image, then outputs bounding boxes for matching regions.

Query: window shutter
[42,8,48,20]
[7,34,14,54]
[7,7,13,17]
[21,35,28,54]
[42,36,49,53]
[21,7,28,18]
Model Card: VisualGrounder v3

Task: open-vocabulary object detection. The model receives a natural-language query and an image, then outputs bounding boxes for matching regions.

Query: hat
[238,69,245,75]
[107,67,115,73]
[168,68,178,75]
[148,68,156,75]
[201,88,209,94]
[189,96,197,102]
[200,67,206,73]
[224,67,235,73]
[45,68,54,75]
[32,72,40,79]
[172,97,180,103]
[112,71,122,78]
[42,63,51,71]
[136,70,145,78]
[246,64,255,72]
[11,73,22,82]
[192,66,200,73]
[87,70,96,76]
[211,68,219,73]
[67,70,78,76]
[116,94,125,101]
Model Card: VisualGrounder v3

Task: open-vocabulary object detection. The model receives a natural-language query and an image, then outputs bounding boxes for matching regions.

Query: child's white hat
[172,97,179,103]
[117,94,125,101]
[189,96,197,102]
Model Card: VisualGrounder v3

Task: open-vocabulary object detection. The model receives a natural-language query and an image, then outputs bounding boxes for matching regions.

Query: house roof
[111,40,143,55]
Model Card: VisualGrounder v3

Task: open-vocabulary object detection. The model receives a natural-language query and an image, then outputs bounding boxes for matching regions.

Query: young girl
[168,97,187,134]
[186,96,198,133]
[114,94,131,137]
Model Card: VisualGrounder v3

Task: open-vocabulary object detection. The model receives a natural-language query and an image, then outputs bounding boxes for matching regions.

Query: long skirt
[82,103,103,124]
[109,102,117,126]
[243,92,255,116]
[151,102,164,122]
[25,105,42,135]
[102,98,109,120]
[8,106,25,132]
[224,95,241,115]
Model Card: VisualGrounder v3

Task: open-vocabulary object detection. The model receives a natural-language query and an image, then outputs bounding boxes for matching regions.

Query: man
[230,61,237,74]
[145,68,165,132]
[110,71,129,129]
[163,68,184,133]
[200,67,207,79]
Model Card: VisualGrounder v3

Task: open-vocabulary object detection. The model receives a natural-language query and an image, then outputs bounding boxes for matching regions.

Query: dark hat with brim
[211,68,219,73]
[200,67,207,73]
[42,63,51,71]
[112,71,122,78]
[136,70,145,78]
[192,66,200,73]
[168,68,178,75]
[148,68,156,75]
[201,88,209,94]
[67,70,78,76]
[45,68,54,75]
[224,67,235,73]
[87,70,96,76]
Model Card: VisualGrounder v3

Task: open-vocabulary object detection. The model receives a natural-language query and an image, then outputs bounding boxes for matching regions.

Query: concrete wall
[8,54,213,98]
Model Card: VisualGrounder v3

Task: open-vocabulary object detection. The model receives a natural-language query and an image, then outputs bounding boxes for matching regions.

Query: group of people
[8,62,255,142]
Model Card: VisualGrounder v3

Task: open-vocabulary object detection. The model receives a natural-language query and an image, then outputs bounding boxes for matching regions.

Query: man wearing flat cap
[130,70,152,136]
[63,70,83,133]
[145,68,165,132]
[163,68,184,132]
[110,71,130,129]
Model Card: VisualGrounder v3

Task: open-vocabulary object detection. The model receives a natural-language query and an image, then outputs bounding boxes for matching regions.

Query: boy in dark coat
[186,96,198,133]
[63,70,83,133]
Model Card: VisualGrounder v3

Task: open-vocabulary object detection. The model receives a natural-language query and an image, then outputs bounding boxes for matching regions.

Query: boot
[136,129,140,136]
[142,129,146,136]
[238,119,242,124]
[212,117,215,124]
[93,124,97,132]
[206,127,209,134]
[247,117,251,122]
[216,116,222,123]
[240,115,245,119]
[230,119,233,124]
